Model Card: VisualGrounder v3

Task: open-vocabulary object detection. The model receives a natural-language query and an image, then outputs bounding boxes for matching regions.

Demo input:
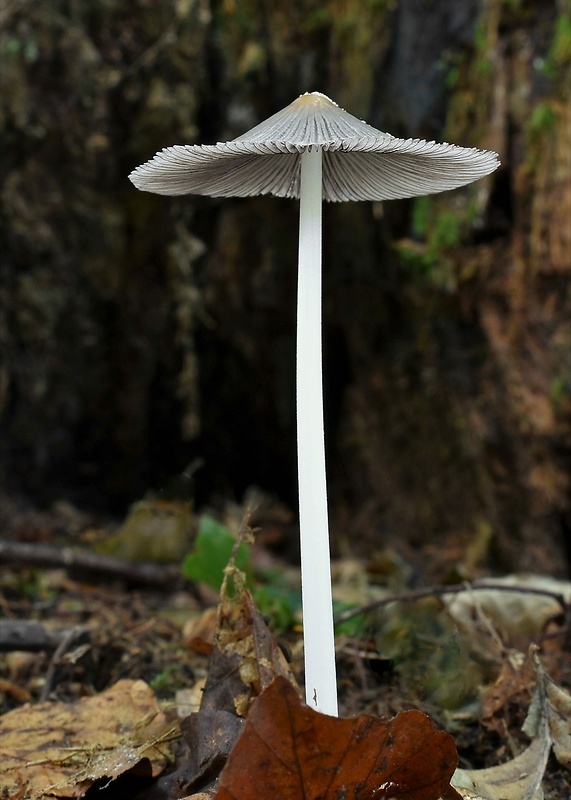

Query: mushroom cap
[129,92,499,202]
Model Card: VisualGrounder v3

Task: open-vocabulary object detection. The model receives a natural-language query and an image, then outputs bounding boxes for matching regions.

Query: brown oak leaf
[213,676,458,800]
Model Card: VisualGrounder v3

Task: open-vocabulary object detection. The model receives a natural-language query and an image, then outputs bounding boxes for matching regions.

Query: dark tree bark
[1,0,569,574]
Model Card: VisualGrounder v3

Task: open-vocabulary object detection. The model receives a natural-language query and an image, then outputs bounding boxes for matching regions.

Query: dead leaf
[183,606,219,654]
[200,528,298,716]
[523,648,571,769]
[445,575,571,641]
[179,793,216,800]
[149,710,244,799]
[212,676,458,800]
[0,679,174,799]
[0,676,32,703]
[154,533,301,797]
[452,648,571,799]
[178,710,245,794]
[480,651,534,735]
[200,589,298,716]
[452,737,548,800]
[176,678,206,718]
[96,497,192,562]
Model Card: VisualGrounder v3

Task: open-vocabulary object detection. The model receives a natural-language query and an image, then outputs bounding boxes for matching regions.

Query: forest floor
[0,492,570,799]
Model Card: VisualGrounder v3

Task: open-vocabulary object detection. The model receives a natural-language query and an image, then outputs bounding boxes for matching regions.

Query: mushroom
[129,92,499,716]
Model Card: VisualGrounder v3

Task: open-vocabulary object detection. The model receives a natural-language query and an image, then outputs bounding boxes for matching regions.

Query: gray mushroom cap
[129,92,500,202]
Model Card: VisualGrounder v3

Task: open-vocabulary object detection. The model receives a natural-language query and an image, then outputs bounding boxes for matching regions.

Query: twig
[0,540,185,590]
[334,581,569,626]
[0,620,90,653]
[40,626,89,701]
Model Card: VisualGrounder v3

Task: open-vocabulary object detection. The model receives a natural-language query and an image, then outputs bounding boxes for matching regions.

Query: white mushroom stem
[296,147,338,716]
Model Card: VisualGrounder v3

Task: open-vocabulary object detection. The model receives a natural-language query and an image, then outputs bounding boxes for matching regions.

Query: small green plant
[149,664,184,694]
[182,515,251,591]
[333,600,374,638]
[254,582,300,631]
[182,516,301,632]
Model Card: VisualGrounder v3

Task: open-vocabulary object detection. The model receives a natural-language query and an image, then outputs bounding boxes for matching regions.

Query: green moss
[471,11,495,76]
[548,14,571,67]
[431,210,463,250]
[218,1,255,32]
[501,0,522,9]
[550,375,571,415]
[149,665,178,692]
[411,200,464,253]
[4,38,21,56]
[375,599,486,709]
[525,102,557,172]
[149,663,190,696]
[2,35,40,64]
[401,196,474,289]
[411,196,433,238]
[339,13,358,34]
[394,241,435,276]
[475,58,494,75]
[527,103,556,138]
[445,64,461,89]
[472,18,487,52]
[538,13,571,80]
[304,7,331,32]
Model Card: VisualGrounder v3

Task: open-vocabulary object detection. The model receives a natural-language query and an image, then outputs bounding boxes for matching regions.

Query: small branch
[334,581,569,626]
[40,626,89,701]
[0,620,91,653]
[0,540,185,590]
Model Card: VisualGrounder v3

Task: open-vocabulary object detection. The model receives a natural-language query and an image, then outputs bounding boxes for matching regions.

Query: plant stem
[296,147,338,716]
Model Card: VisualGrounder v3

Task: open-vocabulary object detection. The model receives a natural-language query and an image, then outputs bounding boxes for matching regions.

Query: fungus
[129,92,499,716]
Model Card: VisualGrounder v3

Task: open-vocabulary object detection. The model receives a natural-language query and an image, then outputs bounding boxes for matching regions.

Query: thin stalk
[296,147,338,716]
